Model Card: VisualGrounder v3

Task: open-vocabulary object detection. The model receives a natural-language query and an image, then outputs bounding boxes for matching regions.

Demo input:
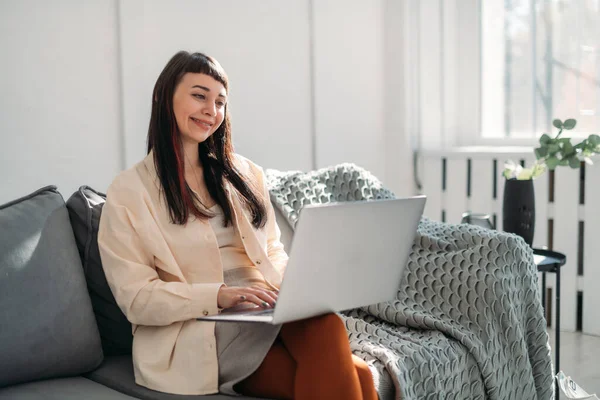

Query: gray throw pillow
[0,185,103,388]
[66,186,133,356]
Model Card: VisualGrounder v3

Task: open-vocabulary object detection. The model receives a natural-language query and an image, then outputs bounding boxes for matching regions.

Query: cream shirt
[97,150,289,395]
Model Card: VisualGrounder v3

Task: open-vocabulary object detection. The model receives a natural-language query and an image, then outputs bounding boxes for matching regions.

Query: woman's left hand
[217,285,278,309]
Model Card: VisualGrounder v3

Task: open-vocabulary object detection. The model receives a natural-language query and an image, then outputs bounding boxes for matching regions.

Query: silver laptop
[197,196,426,324]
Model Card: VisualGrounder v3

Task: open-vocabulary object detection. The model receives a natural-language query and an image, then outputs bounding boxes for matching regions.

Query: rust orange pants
[235,313,378,400]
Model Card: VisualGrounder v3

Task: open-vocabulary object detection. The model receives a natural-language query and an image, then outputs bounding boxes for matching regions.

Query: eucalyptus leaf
[563,142,574,154]
[540,134,551,145]
[563,119,577,130]
[553,119,563,129]
[535,147,548,159]
[546,156,559,170]
[590,134,600,146]
[548,143,560,153]
[569,157,580,168]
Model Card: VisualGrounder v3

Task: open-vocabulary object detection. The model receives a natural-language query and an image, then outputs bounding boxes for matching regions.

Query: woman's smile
[190,117,213,130]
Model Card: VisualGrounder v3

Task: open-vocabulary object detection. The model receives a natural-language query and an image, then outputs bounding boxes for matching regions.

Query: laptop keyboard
[220,306,274,316]
[236,308,273,316]
[250,309,274,316]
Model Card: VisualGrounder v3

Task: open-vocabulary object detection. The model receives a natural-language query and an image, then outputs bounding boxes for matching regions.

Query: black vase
[502,179,535,246]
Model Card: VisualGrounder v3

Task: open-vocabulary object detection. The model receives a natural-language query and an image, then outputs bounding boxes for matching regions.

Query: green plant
[503,118,600,180]
[535,118,600,170]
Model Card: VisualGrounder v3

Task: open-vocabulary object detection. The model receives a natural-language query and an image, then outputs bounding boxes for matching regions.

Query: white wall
[0,0,414,204]
[312,0,385,181]
[0,0,122,203]
[383,0,413,196]
[118,0,314,171]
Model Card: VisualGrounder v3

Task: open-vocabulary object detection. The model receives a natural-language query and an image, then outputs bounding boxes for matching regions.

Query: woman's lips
[191,117,213,130]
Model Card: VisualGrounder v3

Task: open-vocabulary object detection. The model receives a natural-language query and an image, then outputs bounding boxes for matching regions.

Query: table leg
[555,267,561,397]
[541,272,547,319]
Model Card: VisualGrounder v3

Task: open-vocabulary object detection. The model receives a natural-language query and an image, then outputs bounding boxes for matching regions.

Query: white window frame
[408,0,596,151]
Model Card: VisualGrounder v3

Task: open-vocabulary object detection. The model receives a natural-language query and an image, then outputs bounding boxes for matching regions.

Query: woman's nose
[203,103,216,116]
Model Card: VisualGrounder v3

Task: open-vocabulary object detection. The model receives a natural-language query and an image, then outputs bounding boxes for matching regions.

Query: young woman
[98,51,377,400]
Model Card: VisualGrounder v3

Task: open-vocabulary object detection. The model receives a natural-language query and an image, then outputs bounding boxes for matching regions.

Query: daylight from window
[481,0,600,139]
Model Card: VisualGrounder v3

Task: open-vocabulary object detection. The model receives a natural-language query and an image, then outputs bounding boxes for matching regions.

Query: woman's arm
[98,185,222,327]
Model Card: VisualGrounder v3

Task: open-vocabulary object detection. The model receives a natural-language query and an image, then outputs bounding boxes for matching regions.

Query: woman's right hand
[217,285,278,309]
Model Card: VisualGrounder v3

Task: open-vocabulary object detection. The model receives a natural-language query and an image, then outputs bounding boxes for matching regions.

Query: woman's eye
[193,94,205,99]
[216,101,226,107]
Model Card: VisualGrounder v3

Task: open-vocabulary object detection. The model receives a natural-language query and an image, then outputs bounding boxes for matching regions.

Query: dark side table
[532,247,566,394]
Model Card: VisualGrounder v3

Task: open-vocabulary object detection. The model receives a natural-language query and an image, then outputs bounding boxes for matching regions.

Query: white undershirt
[208,204,269,289]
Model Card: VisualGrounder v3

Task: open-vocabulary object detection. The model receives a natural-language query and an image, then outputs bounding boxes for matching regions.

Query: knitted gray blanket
[265,164,554,400]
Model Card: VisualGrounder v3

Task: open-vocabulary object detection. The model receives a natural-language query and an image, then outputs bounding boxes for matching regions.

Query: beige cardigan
[97,150,289,395]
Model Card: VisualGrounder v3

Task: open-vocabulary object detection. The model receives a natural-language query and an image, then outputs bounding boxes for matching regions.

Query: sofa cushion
[0,186,103,388]
[0,377,138,400]
[85,355,266,400]
[66,186,133,356]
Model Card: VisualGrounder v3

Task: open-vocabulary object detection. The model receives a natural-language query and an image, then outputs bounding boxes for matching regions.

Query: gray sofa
[0,185,269,400]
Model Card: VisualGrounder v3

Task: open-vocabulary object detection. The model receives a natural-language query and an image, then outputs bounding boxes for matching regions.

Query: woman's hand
[217,285,278,309]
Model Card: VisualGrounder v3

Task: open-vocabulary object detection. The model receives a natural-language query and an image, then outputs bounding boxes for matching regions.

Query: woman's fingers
[238,293,269,308]
[235,288,277,308]
[217,286,279,309]
[248,287,278,307]
[252,288,278,306]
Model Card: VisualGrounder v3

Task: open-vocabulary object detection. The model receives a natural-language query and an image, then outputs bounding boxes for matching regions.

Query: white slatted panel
[553,168,580,332]
[445,157,468,224]
[470,158,495,217]
[532,167,549,249]
[530,158,551,326]
[495,159,506,231]
[549,49,576,331]
[583,165,600,335]
[422,155,443,221]
[520,155,549,250]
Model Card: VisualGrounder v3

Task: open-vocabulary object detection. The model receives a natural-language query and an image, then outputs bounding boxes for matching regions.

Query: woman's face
[172,73,227,145]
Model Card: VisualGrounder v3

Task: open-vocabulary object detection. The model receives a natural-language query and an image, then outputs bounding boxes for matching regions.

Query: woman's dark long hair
[146,51,266,228]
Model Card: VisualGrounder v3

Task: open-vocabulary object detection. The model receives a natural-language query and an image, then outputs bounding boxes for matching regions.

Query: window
[481,0,600,140]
